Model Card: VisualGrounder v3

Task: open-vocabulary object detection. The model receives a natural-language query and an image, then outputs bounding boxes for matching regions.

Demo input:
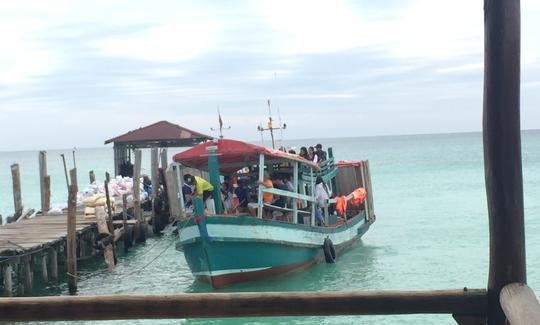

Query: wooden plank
[133,150,143,225]
[483,1,524,324]
[500,283,540,325]
[122,194,129,253]
[0,289,487,321]
[10,164,23,220]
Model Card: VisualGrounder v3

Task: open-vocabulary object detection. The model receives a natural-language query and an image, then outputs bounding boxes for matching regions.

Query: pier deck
[0,213,95,256]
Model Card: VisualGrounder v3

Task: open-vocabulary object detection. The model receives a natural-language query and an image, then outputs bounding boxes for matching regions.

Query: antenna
[257,99,286,149]
[210,108,231,139]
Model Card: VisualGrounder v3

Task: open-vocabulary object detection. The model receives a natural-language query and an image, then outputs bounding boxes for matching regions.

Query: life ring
[323,238,336,263]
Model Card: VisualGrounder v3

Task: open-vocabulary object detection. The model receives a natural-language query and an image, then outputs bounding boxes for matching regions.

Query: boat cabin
[172,139,374,226]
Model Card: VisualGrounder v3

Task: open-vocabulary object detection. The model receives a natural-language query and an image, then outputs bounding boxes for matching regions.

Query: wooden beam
[500,283,540,324]
[0,289,487,322]
[483,1,524,324]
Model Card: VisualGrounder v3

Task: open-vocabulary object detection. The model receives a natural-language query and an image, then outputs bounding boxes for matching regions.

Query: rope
[114,216,194,280]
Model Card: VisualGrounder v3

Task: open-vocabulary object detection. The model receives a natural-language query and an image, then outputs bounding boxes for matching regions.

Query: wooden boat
[172,139,375,288]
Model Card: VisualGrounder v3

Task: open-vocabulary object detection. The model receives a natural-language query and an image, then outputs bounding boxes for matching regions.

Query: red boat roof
[173,139,320,174]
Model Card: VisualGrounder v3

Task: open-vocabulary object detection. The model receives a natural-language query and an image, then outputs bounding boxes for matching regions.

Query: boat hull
[177,213,372,288]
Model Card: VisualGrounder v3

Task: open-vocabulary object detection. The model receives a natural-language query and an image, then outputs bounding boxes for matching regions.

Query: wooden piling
[166,168,181,219]
[89,170,96,184]
[483,0,524,324]
[41,253,48,284]
[48,247,58,281]
[132,150,145,242]
[22,256,32,294]
[96,206,115,270]
[39,151,51,215]
[10,164,23,220]
[67,168,78,294]
[151,148,159,200]
[122,194,129,252]
[3,264,13,297]
[160,148,168,171]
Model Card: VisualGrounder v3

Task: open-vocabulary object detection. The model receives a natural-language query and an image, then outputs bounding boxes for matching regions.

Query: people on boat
[248,171,273,217]
[142,175,152,195]
[234,179,249,213]
[315,176,329,226]
[184,174,214,206]
[315,144,327,163]
[299,147,308,160]
[308,146,318,163]
[182,182,193,208]
[221,180,235,213]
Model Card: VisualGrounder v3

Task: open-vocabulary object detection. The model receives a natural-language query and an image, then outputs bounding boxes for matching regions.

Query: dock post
[151,148,159,222]
[22,256,32,294]
[483,0,524,324]
[160,148,168,171]
[48,247,58,281]
[67,168,78,294]
[132,149,145,242]
[166,168,181,219]
[310,168,315,226]
[122,194,130,252]
[3,263,13,296]
[40,253,48,284]
[293,162,299,224]
[96,207,115,270]
[10,164,23,220]
[89,170,95,184]
[39,151,50,215]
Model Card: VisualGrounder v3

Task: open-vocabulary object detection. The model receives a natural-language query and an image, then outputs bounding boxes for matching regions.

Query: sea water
[0,131,539,324]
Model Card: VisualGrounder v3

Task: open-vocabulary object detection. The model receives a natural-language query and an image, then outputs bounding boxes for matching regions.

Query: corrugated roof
[104,120,212,144]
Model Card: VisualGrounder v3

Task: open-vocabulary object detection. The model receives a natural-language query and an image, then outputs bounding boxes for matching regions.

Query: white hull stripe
[192,267,271,277]
[180,221,364,247]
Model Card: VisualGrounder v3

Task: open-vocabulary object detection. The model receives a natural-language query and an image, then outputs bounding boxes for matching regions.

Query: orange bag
[349,188,366,207]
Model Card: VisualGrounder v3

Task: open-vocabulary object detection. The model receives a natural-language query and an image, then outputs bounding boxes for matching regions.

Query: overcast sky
[1,0,539,151]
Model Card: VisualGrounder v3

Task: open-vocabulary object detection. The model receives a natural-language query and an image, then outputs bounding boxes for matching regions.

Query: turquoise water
[1,131,539,324]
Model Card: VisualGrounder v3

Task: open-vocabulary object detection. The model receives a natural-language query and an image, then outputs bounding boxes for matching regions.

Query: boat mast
[257,100,286,149]
[210,108,231,139]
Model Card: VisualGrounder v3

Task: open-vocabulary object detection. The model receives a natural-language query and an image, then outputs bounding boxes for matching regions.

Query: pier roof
[104,120,212,148]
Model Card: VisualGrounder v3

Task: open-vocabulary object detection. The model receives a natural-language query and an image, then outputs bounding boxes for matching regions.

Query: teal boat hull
[177,213,372,288]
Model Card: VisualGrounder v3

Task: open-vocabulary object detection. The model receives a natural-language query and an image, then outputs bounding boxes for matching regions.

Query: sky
[1,0,539,151]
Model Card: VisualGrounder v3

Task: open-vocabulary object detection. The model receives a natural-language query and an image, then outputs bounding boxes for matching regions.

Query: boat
[172,139,375,288]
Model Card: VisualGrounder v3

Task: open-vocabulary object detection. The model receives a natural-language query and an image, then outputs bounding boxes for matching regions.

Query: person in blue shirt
[234,180,249,212]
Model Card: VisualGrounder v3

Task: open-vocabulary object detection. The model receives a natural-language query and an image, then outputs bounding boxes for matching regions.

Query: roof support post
[310,168,315,226]
[174,163,186,218]
[483,0,524,324]
[293,162,299,224]
[206,146,223,214]
[257,154,265,219]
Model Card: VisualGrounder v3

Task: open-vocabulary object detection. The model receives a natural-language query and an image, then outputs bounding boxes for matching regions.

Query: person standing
[315,144,327,162]
[183,174,214,204]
